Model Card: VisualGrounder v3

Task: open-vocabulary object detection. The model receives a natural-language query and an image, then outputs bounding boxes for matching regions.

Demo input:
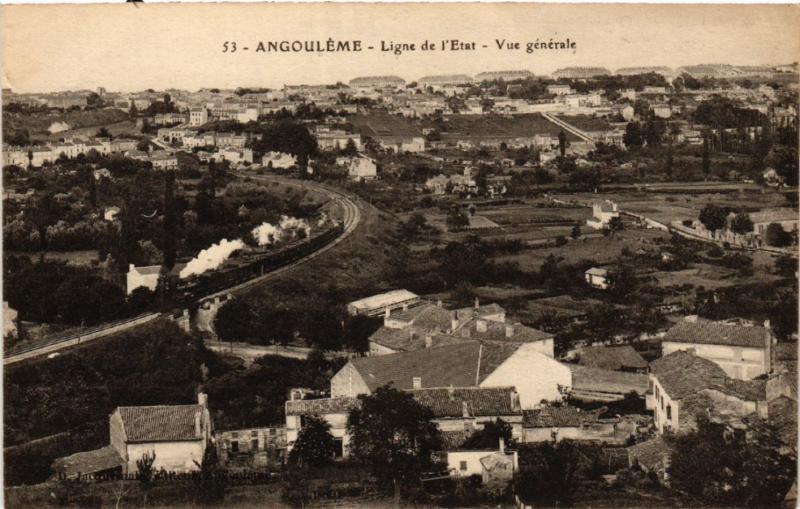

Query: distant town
[3,61,798,508]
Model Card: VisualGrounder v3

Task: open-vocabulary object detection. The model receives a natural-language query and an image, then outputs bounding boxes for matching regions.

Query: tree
[667,416,795,507]
[608,216,624,234]
[446,207,469,231]
[96,127,112,139]
[623,122,643,149]
[136,450,156,505]
[347,386,441,500]
[765,223,792,247]
[558,130,567,157]
[702,131,711,177]
[342,138,358,157]
[162,172,177,269]
[288,415,336,468]
[342,315,381,353]
[129,102,138,119]
[698,204,727,234]
[136,139,149,152]
[461,419,514,450]
[570,223,581,240]
[214,299,255,342]
[729,211,753,236]
[515,441,602,507]
[193,441,225,504]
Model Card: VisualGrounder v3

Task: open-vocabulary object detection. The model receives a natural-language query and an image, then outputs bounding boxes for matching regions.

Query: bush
[555,236,568,247]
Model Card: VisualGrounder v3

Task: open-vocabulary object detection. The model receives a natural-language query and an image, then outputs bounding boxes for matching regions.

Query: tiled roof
[626,437,671,472]
[348,290,418,311]
[350,341,526,392]
[351,342,483,391]
[578,346,648,371]
[768,396,798,448]
[132,265,161,276]
[117,405,206,442]
[407,386,520,418]
[439,430,471,450]
[569,365,649,395]
[523,406,602,428]
[585,267,608,277]
[286,397,361,416]
[387,302,452,328]
[369,326,463,352]
[451,318,553,345]
[652,351,766,402]
[662,320,770,349]
[51,446,124,479]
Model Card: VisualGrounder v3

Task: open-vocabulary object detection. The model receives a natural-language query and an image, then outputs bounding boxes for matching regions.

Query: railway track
[4,176,362,366]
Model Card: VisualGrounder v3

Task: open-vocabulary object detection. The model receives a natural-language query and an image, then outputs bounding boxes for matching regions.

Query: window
[460,461,468,472]
[251,439,259,452]
[666,405,672,420]
[231,440,239,453]
[333,438,344,458]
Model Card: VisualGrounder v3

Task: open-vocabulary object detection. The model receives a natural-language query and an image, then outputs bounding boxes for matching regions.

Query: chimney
[194,411,202,437]
[499,437,505,454]
[425,334,432,348]
[474,297,480,309]
[763,320,771,330]
[402,303,409,311]
[462,401,470,418]
[197,392,208,407]
[129,264,135,272]
[384,308,391,325]
[448,385,455,400]
[511,391,519,410]
[412,376,422,389]
[451,312,458,333]
[505,325,515,338]
[476,320,487,333]
[436,299,442,308]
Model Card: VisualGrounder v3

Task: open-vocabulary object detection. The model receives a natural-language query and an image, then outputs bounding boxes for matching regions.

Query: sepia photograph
[1,3,799,508]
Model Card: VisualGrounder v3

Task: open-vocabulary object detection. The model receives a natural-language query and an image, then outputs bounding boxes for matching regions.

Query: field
[4,107,130,137]
[556,114,612,132]
[4,250,101,267]
[555,188,792,225]
[494,228,669,272]
[422,113,582,142]
[43,119,140,141]
[348,112,423,140]
[652,263,781,289]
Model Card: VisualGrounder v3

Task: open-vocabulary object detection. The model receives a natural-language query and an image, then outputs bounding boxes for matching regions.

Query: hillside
[3,107,129,137]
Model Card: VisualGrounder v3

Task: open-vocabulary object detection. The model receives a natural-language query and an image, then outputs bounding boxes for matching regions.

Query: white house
[189,108,209,127]
[649,351,767,434]
[52,394,213,479]
[346,289,420,316]
[262,151,297,170]
[126,264,161,295]
[347,155,377,181]
[661,317,772,380]
[585,267,611,290]
[331,341,571,409]
[586,201,619,230]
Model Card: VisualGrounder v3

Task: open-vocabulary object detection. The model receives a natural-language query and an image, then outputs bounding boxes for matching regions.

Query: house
[216,427,286,469]
[104,206,120,221]
[48,121,71,134]
[368,299,553,357]
[262,151,297,170]
[750,208,798,238]
[4,301,18,338]
[661,317,772,380]
[521,405,631,444]
[110,393,213,473]
[331,341,572,409]
[546,84,574,96]
[189,107,209,126]
[443,438,518,484]
[126,264,161,295]
[585,267,611,289]
[652,105,672,119]
[53,393,213,479]
[648,351,767,434]
[762,167,785,187]
[347,155,377,181]
[586,201,619,230]
[150,152,179,170]
[568,365,649,402]
[576,345,648,373]
[285,386,522,459]
[346,289,420,317]
[626,436,672,482]
[93,168,112,181]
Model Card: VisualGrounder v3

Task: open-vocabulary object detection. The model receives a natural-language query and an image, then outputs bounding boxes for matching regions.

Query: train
[165,224,344,307]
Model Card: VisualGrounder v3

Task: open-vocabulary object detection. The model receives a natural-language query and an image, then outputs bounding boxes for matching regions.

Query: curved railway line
[4,176,362,366]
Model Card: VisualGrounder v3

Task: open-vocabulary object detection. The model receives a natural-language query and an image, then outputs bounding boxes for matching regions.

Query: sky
[2,3,799,93]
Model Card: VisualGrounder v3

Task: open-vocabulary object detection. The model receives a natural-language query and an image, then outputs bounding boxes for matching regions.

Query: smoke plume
[180,238,245,278]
